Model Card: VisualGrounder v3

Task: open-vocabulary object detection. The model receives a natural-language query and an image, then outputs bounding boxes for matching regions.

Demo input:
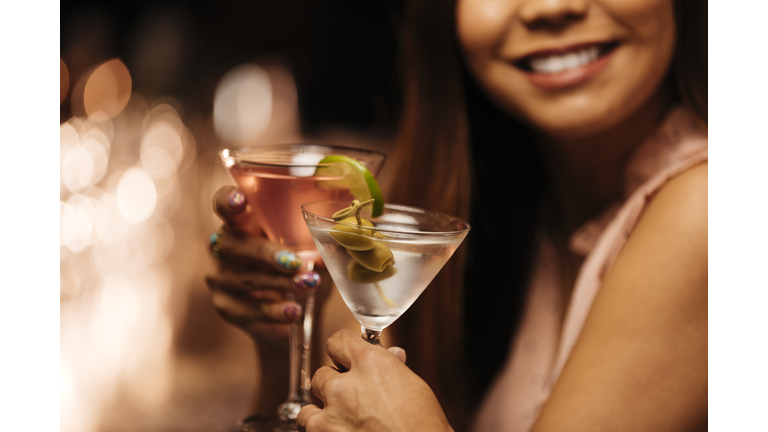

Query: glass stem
[277,290,315,420]
[301,291,315,400]
[361,327,381,345]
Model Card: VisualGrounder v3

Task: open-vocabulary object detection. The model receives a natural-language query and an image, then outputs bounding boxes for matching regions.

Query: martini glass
[301,200,470,345]
[220,145,386,432]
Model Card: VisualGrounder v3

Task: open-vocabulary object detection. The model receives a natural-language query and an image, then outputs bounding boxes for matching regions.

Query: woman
[208,0,707,430]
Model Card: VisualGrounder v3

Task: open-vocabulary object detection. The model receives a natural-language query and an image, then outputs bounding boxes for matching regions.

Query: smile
[516,43,618,74]
[514,42,619,90]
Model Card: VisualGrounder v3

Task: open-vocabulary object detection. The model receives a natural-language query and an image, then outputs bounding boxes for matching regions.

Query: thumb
[387,346,407,364]
[213,186,260,235]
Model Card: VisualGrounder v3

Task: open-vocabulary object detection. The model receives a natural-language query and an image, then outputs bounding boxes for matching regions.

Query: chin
[518,105,621,141]
[537,115,618,141]
[519,90,647,141]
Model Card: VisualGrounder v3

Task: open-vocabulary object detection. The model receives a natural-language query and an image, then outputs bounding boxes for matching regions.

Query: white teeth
[529,46,600,74]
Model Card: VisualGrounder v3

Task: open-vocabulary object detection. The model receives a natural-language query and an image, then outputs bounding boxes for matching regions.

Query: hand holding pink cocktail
[215,144,385,432]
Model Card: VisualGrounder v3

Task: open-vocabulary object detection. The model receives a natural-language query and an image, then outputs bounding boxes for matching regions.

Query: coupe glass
[301,200,470,345]
[220,145,386,432]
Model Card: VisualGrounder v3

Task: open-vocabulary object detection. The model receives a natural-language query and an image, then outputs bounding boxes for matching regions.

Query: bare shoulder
[532,162,708,432]
[635,161,708,252]
[618,161,708,287]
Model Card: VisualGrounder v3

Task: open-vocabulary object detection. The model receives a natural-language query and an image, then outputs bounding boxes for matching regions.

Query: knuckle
[305,413,324,432]
[322,376,346,399]
[326,329,345,348]
[259,303,282,322]
[204,266,226,288]
[210,299,237,323]
[251,238,275,261]
[209,292,231,312]
[204,273,216,289]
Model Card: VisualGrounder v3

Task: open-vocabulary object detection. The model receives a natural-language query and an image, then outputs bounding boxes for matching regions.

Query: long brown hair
[379,1,707,430]
[381,0,473,427]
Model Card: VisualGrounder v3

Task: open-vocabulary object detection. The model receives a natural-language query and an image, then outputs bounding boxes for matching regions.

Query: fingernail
[276,251,301,270]
[284,304,303,318]
[294,272,321,290]
[227,190,246,211]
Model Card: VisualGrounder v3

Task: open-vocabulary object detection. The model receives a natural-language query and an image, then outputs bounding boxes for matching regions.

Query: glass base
[239,414,297,432]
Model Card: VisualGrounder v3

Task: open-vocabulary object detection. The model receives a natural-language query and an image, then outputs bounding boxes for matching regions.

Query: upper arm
[532,163,708,432]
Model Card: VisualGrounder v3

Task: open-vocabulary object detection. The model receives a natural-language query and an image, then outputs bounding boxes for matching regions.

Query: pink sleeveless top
[472,107,708,432]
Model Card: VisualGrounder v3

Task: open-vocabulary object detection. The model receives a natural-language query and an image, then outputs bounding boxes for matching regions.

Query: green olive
[331,217,376,251]
[348,242,395,272]
[347,260,397,284]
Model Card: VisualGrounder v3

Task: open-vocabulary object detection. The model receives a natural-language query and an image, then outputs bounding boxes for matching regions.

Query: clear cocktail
[302,200,470,344]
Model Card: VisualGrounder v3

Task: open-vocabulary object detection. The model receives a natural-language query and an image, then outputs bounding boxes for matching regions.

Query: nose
[518,0,588,28]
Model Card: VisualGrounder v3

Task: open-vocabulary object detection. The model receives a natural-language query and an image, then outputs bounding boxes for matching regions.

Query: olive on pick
[348,242,395,272]
[331,217,376,251]
[347,260,397,284]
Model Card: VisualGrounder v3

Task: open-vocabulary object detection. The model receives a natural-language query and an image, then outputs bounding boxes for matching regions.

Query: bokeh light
[116,168,157,224]
[83,59,132,118]
[98,193,128,244]
[141,119,184,180]
[60,201,78,248]
[213,64,272,144]
[61,58,70,104]
[61,117,113,194]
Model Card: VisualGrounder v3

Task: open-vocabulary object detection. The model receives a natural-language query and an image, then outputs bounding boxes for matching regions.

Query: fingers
[325,329,380,371]
[297,404,322,432]
[388,347,407,364]
[213,186,247,220]
[208,289,303,324]
[207,261,299,295]
[310,366,342,403]
[213,186,260,234]
[218,230,302,273]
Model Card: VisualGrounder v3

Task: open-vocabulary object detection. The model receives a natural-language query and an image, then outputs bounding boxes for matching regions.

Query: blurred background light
[61,143,93,194]
[213,64,272,145]
[116,168,157,224]
[98,193,128,244]
[81,131,110,186]
[60,201,78,248]
[61,58,70,105]
[141,119,183,179]
[83,59,132,118]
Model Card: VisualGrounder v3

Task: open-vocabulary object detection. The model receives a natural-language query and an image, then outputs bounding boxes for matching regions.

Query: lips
[513,42,619,90]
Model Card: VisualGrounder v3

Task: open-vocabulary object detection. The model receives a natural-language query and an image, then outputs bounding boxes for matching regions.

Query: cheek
[619,1,676,102]
[455,0,509,58]
[611,0,673,25]
[613,0,676,57]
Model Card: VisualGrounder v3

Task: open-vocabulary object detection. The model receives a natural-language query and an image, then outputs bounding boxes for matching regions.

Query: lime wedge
[315,155,384,217]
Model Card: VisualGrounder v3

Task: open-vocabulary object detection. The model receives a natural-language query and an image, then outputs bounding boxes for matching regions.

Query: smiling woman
[290,0,708,431]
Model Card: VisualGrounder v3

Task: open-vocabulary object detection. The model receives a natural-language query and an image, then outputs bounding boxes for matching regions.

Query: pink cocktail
[228,163,345,255]
[220,144,386,432]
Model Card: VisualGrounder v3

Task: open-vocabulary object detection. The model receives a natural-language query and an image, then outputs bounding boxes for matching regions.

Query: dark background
[60,0,403,134]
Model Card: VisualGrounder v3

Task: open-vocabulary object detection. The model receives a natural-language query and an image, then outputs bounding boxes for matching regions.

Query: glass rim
[301,199,471,236]
[220,143,386,169]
